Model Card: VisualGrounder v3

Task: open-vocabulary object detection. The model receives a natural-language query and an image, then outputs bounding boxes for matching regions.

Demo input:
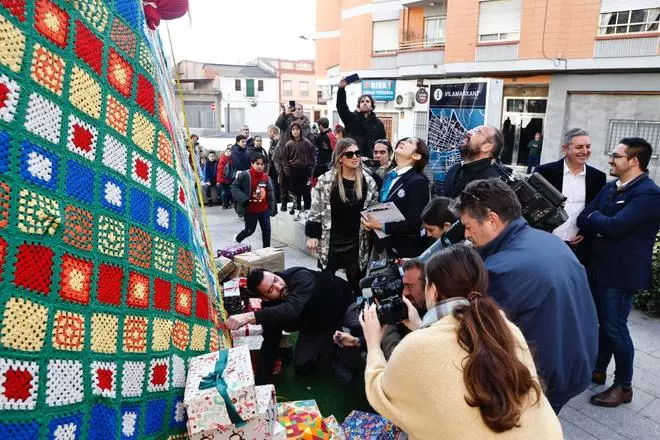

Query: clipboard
[361,202,405,239]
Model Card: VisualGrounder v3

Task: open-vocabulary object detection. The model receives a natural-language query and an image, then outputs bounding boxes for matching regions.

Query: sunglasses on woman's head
[343,151,362,159]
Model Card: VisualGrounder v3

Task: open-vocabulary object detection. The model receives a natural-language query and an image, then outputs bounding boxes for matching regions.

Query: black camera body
[360,259,408,325]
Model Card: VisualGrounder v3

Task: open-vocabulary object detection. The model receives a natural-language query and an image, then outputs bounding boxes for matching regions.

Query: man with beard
[227,267,355,385]
[337,78,387,157]
[442,125,503,198]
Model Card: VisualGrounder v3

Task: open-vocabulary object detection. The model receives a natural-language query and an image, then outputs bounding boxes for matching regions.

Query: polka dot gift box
[0,0,228,438]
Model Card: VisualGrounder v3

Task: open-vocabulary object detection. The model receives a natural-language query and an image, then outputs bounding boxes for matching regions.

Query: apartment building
[316,0,660,177]
[175,61,279,137]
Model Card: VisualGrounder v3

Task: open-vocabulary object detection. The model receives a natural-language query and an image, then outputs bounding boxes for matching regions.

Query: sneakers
[234,234,240,243]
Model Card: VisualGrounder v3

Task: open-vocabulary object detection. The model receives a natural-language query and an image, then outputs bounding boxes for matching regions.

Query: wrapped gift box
[247,298,263,312]
[278,407,329,440]
[254,247,286,272]
[215,256,237,283]
[232,324,264,337]
[323,416,346,440]
[223,280,245,316]
[233,335,264,351]
[234,251,265,270]
[219,243,252,259]
[277,400,321,418]
[341,411,401,440]
[273,422,287,440]
[184,347,258,438]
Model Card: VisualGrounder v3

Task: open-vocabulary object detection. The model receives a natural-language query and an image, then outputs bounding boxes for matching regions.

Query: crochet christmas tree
[0,0,226,438]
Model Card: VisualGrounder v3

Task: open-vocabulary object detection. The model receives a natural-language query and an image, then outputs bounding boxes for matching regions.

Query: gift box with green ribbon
[184,346,258,438]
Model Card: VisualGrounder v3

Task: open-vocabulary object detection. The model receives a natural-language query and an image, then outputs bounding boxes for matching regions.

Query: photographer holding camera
[360,246,562,439]
[452,178,598,413]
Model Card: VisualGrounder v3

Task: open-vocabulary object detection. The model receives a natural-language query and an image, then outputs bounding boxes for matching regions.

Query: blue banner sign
[362,79,396,101]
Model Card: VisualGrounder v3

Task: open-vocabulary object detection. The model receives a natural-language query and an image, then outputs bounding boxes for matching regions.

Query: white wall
[219,77,280,132]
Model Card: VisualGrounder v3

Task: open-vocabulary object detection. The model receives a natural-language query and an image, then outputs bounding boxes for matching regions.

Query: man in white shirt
[536,128,606,266]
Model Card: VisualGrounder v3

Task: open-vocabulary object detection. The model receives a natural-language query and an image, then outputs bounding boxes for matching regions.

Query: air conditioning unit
[393,92,414,109]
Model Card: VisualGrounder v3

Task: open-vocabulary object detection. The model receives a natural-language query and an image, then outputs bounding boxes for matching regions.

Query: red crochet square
[195,290,209,320]
[127,271,149,309]
[14,243,54,295]
[74,20,103,75]
[153,278,171,311]
[0,237,6,283]
[59,254,93,304]
[176,248,193,282]
[97,264,123,306]
[34,0,69,48]
[0,0,26,21]
[108,49,133,98]
[136,74,155,115]
[128,227,152,269]
[175,285,192,317]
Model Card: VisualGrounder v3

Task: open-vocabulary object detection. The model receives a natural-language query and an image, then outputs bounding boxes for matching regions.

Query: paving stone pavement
[205,206,660,439]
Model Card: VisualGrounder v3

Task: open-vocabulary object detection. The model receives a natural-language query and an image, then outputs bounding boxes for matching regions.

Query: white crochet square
[121,361,145,398]
[24,92,62,144]
[45,359,84,407]
[102,134,128,175]
[171,354,186,388]
[155,167,174,200]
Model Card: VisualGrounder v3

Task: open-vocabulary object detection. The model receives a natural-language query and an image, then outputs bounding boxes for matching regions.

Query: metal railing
[399,38,445,51]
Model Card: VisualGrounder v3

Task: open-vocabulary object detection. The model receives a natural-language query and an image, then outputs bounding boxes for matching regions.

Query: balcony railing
[399,38,445,51]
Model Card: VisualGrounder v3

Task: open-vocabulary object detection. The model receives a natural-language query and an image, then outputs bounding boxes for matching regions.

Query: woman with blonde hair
[305,138,378,296]
[360,245,563,439]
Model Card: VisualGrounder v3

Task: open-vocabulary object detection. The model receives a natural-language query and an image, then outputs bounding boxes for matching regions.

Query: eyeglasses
[449,190,481,213]
[460,190,481,202]
[609,153,630,160]
[343,151,362,159]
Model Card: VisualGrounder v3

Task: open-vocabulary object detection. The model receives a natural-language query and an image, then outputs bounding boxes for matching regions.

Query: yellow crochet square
[52,310,85,351]
[151,318,173,351]
[157,132,173,167]
[131,112,155,154]
[138,42,154,77]
[153,236,174,274]
[1,297,48,352]
[106,95,129,136]
[123,315,148,353]
[190,324,208,352]
[74,0,109,33]
[69,66,102,119]
[31,43,65,96]
[91,313,118,353]
[97,215,125,258]
[18,188,61,235]
[0,16,26,73]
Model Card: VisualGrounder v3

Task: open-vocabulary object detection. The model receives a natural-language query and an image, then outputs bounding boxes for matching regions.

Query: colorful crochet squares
[13,242,53,293]
[123,315,147,353]
[153,277,171,310]
[17,188,60,235]
[0,15,25,73]
[121,404,141,439]
[67,114,98,160]
[63,205,93,250]
[102,133,128,174]
[111,18,136,58]
[128,226,152,268]
[68,66,102,119]
[108,48,132,98]
[106,95,129,136]
[147,358,168,392]
[74,19,102,74]
[34,0,69,49]
[154,201,171,234]
[121,361,145,398]
[30,43,65,96]
[174,284,192,317]
[132,111,155,153]
[75,0,109,33]
[20,140,59,190]
[48,413,83,440]
[90,312,118,353]
[127,271,149,308]
[89,402,116,438]
[0,0,26,22]
[45,359,84,406]
[97,215,125,258]
[153,236,174,274]
[176,247,193,282]
[151,318,172,351]
[97,263,123,306]
[1,297,48,352]
[144,399,167,436]
[101,175,126,213]
[91,361,117,398]
[0,357,39,410]
[0,75,20,123]
[24,92,62,144]
[52,310,85,351]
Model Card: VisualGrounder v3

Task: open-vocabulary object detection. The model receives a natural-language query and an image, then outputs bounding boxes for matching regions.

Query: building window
[300,81,309,97]
[478,0,522,42]
[424,17,446,45]
[413,111,428,140]
[185,101,215,129]
[283,80,292,97]
[246,79,255,97]
[606,120,660,155]
[234,79,241,91]
[258,80,264,92]
[599,8,659,36]
[372,20,399,54]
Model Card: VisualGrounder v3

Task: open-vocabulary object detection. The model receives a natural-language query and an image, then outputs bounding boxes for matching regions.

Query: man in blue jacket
[453,178,598,414]
[577,137,660,408]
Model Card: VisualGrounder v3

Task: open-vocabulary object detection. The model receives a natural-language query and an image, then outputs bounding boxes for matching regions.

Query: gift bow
[198,349,246,427]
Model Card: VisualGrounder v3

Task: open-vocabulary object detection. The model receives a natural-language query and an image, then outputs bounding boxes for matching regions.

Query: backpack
[224,161,236,183]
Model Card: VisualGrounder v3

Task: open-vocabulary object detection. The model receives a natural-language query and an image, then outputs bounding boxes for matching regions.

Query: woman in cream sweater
[360,245,563,439]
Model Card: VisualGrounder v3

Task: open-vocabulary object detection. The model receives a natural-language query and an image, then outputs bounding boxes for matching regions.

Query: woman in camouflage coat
[305,138,379,296]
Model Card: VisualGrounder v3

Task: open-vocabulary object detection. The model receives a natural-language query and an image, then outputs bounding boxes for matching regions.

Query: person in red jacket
[216,145,235,209]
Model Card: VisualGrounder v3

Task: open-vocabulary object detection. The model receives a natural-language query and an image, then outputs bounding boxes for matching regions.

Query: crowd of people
[198,77,660,438]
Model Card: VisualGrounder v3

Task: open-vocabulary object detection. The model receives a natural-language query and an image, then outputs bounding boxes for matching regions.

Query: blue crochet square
[20,140,59,190]
[145,399,167,436]
[89,403,116,439]
[154,200,172,234]
[0,130,10,173]
[114,0,142,29]
[101,175,126,213]
[120,404,141,440]
[66,160,94,204]
[170,395,187,429]
[48,413,83,440]
[130,188,151,226]
[175,210,190,245]
[0,421,40,440]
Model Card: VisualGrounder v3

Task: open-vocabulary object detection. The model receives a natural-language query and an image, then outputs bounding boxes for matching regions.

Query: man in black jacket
[337,78,386,158]
[266,125,281,203]
[227,267,355,385]
[231,134,252,171]
[442,125,503,198]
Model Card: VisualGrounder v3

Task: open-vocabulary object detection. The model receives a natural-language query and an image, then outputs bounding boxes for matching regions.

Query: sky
[162,0,317,65]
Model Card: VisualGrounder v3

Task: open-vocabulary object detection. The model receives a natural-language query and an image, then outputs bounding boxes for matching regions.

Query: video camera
[439,165,569,247]
[359,259,408,325]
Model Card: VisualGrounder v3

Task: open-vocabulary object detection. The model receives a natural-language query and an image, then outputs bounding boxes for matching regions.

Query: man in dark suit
[442,125,503,198]
[361,137,431,258]
[578,137,660,408]
[536,128,606,266]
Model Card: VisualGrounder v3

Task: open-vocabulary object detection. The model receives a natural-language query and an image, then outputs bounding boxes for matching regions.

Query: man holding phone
[337,75,387,158]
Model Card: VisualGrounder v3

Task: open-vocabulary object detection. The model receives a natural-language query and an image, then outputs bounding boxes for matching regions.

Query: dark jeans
[280,174,290,207]
[220,183,232,207]
[527,151,541,174]
[323,262,363,298]
[236,211,271,248]
[205,182,217,202]
[290,168,311,210]
[593,285,635,388]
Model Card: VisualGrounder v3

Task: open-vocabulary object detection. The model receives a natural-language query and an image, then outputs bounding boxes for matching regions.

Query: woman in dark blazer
[361,137,431,258]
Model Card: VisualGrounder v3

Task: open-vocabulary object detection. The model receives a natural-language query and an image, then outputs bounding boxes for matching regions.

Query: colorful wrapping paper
[323,415,346,440]
[218,243,252,258]
[277,400,330,440]
[184,346,258,437]
[341,411,402,440]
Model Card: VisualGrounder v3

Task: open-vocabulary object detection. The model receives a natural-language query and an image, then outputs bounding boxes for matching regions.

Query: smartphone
[345,73,360,84]
[288,100,296,109]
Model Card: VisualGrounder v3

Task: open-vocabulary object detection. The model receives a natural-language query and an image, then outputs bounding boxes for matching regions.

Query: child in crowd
[216,145,235,209]
[203,151,219,205]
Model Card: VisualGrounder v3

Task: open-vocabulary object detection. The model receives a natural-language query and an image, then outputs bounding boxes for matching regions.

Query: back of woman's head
[425,246,541,433]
